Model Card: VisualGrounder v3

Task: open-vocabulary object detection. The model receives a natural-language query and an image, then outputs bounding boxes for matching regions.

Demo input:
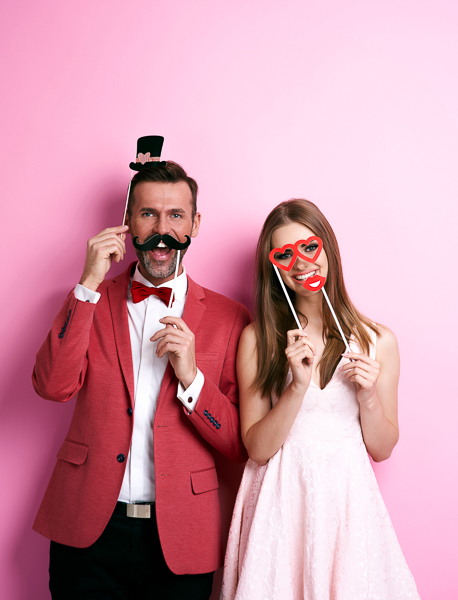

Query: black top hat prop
[129,135,167,171]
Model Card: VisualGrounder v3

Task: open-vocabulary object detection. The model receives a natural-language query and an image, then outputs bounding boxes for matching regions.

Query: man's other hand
[151,316,197,389]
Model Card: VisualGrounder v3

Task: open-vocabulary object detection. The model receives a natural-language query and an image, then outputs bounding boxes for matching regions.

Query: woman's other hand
[339,326,400,462]
[339,353,380,407]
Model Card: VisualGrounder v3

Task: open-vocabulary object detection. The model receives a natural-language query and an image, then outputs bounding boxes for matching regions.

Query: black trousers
[49,503,214,600]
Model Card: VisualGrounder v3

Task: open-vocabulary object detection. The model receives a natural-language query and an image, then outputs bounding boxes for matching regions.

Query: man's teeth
[294,271,316,281]
[157,242,167,248]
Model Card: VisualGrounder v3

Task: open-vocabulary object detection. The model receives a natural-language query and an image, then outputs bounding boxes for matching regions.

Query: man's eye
[142,212,153,217]
[171,213,182,219]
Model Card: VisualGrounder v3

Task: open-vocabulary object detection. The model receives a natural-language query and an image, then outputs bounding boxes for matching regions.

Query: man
[32,137,250,599]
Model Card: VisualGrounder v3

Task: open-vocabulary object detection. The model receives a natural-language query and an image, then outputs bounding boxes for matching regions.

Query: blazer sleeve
[32,291,96,402]
[187,304,251,463]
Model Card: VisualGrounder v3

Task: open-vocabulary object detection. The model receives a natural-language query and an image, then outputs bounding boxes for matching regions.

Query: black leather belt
[115,501,155,519]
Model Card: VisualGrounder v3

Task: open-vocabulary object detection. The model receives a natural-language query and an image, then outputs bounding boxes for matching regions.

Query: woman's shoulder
[375,323,398,346]
[374,323,399,362]
[240,322,257,348]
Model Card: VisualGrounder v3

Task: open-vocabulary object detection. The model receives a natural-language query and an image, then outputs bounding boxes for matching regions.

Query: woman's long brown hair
[254,199,379,396]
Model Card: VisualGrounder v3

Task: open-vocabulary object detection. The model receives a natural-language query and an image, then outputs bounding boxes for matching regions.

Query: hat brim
[129,161,167,171]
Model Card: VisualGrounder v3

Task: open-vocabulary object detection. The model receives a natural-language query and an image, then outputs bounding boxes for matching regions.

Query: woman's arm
[238,323,314,465]
[340,324,400,462]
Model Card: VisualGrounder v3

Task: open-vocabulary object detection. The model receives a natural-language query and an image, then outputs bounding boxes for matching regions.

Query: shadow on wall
[1,187,253,599]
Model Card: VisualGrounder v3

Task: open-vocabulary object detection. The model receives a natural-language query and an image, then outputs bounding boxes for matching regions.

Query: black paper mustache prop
[132,233,191,252]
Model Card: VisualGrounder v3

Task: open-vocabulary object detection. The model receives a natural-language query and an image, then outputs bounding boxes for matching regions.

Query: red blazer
[32,262,250,575]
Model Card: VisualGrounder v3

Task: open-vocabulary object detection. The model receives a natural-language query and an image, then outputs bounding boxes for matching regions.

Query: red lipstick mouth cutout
[302,274,326,291]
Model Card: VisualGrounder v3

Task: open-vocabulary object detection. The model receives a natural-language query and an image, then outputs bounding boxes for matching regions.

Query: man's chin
[136,252,176,281]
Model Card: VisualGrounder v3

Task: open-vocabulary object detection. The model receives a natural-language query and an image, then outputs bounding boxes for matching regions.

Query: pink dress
[221,336,420,600]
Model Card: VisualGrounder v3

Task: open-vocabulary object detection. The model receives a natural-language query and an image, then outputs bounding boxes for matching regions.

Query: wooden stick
[168,250,181,310]
[273,265,351,352]
[321,287,351,353]
[273,265,303,330]
[122,171,133,226]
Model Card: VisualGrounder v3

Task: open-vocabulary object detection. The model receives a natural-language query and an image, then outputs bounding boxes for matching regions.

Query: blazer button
[58,333,64,339]
[204,410,208,416]
[217,424,221,429]
[127,408,133,416]
[117,454,125,463]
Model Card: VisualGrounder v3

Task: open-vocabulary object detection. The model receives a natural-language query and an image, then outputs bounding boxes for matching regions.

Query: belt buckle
[126,503,151,519]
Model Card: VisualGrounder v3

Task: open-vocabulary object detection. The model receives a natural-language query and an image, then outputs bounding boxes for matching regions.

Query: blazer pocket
[190,467,219,495]
[57,439,89,465]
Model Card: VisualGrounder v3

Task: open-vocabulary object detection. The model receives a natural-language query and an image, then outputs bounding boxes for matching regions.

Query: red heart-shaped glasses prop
[269,237,323,272]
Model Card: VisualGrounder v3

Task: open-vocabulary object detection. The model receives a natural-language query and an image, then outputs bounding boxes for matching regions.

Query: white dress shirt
[74,263,205,502]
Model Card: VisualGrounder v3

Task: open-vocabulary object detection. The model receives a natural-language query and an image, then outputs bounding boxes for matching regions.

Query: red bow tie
[130,281,174,306]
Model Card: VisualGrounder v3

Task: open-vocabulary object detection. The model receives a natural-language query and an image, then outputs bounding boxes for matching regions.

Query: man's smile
[150,241,173,260]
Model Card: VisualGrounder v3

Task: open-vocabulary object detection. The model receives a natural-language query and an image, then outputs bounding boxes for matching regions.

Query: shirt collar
[132,262,187,302]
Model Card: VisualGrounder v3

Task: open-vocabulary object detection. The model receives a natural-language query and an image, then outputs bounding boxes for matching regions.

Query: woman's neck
[296,294,323,331]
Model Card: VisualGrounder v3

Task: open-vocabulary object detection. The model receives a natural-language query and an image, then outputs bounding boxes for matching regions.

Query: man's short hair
[128,161,198,219]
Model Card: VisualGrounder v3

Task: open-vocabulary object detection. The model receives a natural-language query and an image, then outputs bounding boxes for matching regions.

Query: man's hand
[151,316,197,389]
[80,225,129,292]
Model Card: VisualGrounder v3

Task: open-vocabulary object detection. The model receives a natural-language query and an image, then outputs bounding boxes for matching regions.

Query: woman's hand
[340,352,381,406]
[285,329,316,392]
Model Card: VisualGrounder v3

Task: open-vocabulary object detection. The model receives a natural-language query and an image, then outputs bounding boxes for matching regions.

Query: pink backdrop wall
[1,1,457,598]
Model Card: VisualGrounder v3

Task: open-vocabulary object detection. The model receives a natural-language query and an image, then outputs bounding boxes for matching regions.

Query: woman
[221,200,419,599]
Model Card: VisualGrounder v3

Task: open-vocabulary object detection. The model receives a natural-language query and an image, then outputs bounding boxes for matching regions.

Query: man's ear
[191,212,201,238]
[124,212,131,233]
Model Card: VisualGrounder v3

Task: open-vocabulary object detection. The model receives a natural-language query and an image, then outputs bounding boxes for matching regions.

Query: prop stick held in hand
[272,265,303,331]
[122,172,133,226]
[269,237,351,352]
[321,288,351,354]
[168,250,181,310]
[124,135,167,225]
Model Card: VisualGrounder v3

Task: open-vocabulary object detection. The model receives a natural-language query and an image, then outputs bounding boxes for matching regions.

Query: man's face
[127,181,200,285]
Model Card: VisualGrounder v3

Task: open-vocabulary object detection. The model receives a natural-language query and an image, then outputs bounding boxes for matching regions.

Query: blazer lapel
[156,276,206,408]
[107,263,136,407]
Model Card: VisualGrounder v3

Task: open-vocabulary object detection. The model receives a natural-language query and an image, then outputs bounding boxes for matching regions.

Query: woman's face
[270,222,328,295]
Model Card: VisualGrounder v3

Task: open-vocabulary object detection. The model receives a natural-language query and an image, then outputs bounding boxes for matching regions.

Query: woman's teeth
[294,271,316,281]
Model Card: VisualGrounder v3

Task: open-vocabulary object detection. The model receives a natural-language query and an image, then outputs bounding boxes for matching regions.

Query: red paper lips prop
[269,237,326,291]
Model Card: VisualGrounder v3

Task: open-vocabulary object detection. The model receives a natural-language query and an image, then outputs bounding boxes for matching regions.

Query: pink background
[1,1,457,598]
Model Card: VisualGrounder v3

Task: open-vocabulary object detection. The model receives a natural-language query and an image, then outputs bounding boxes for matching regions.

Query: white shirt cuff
[74,284,101,304]
[177,369,205,413]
